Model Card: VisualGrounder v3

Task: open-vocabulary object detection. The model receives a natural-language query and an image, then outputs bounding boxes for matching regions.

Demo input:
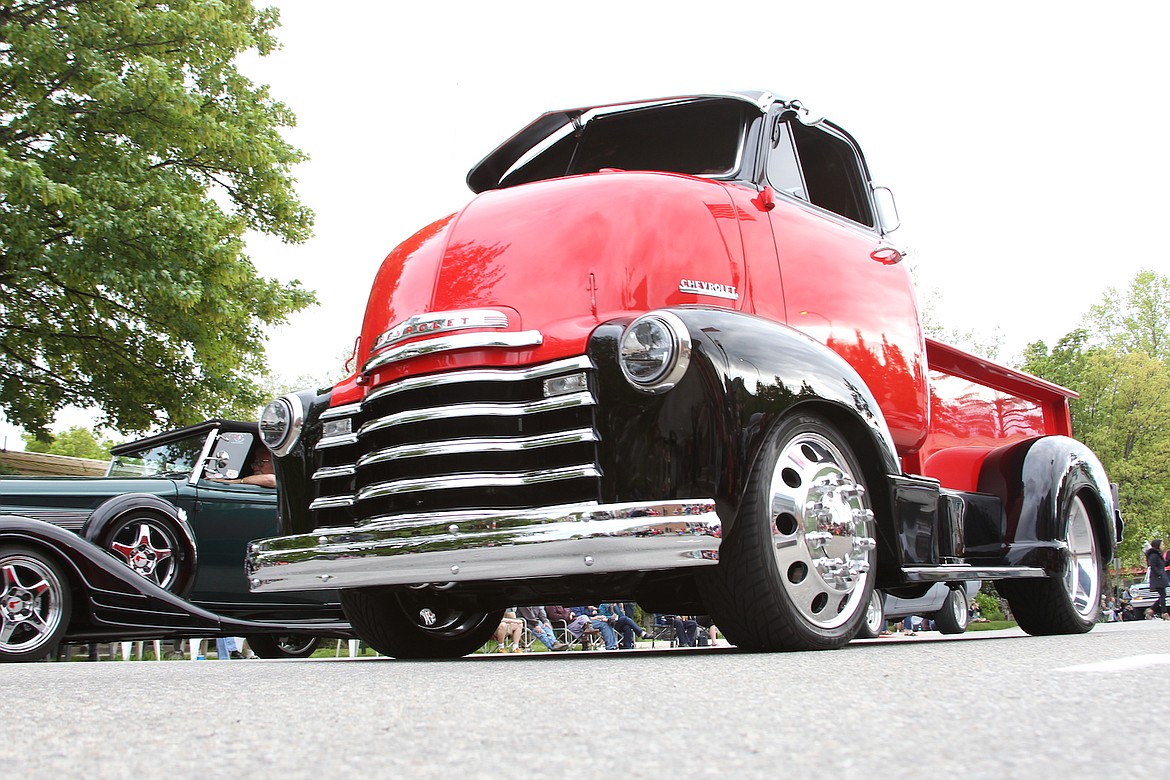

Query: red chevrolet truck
[247,91,1121,657]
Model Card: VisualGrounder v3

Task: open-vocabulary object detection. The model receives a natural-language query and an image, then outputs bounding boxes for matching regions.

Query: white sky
[3,0,1167,448]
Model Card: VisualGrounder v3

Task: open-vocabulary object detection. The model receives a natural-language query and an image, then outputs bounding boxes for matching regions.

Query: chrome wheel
[107,516,180,591]
[859,589,885,638]
[768,430,876,630]
[1064,494,1100,620]
[699,413,879,651]
[0,547,71,662]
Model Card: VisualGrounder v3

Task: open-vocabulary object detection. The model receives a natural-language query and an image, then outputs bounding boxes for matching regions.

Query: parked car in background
[0,420,349,662]
[1122,576,1163,614]
[857,581,981,638]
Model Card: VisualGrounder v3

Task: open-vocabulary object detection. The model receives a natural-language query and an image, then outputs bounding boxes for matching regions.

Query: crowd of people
[489,604,719,652]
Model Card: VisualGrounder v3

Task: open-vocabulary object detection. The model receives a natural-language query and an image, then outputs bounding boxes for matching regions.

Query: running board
[900,565,1048,583]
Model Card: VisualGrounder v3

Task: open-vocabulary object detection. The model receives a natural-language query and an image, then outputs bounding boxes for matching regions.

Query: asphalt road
[6,621,1168,779]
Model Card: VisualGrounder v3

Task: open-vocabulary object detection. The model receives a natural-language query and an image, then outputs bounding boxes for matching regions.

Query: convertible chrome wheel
[700,413,878,651]
[0,546,71,662]
[857,589,886,639]
[245,634,321,659]
[104,514,185,592]
[933,587,970,634]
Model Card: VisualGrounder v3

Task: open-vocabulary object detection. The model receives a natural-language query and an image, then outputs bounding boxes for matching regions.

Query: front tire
[245,635,321,659]
[340,588,502,659]
[699,413,878,651]
[932,587,969,634]
[998,491,1103,635]
[0,545,72,663]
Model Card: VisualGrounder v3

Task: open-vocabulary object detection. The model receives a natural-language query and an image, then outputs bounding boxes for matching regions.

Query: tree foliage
[0,0,315,438]
[1022,271,1170,564]
[21,424,118,459]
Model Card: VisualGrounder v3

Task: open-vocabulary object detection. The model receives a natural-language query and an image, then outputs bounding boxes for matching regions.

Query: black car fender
[978,435,1117,573]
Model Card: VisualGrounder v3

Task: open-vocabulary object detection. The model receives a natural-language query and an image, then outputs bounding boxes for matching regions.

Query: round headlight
[259,394,304,456]
[618,311,691,393]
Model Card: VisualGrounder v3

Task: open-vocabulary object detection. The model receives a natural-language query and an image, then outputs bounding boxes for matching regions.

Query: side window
[767,117,876,228]
[790,123,875,227]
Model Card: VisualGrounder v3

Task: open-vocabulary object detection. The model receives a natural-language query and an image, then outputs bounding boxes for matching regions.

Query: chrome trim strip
[901,565,1048,581]
[363,355,594,407]
[358,464,601,502]
[312,464,356,481]
[308,495,356,511]
[247,499,722,592]
[359,392,595,437]
[363,330,544,374]
[356,428,598,468]
[315,433,359,451]
[320,403,362,421]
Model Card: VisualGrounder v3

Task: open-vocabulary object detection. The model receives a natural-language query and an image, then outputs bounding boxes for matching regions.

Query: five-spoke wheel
[0,545,72,662]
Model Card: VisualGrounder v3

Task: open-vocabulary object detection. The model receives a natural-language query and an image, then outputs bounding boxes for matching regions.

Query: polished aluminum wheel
[1,550,67,657]
[767,431,876,630]
[108,517,179,590]
[1064,494,1100,620]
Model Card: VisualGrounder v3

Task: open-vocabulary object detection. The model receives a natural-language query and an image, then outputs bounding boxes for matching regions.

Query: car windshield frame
[106,430,215,480]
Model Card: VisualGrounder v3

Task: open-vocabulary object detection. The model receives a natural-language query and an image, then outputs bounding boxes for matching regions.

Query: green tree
[0,1,315,439]
[1087,269,1170,362]
[21,424,118,459]
[1022,271,1170,564]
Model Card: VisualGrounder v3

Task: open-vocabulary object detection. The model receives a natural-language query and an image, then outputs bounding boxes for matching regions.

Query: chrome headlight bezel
[259,393,305,457]
[618,311,692,394]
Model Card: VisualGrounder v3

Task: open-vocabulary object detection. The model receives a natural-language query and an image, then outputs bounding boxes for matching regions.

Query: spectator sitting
[545,605,596,647]
[599,603,649,649]
[493,610,527,652]
[672,615,699,646]
[696,615,719,646]
[517,606,568,651]
[574,605,618,649]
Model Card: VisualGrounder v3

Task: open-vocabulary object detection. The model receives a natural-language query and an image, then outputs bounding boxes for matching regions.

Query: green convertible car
[0,420,349,662]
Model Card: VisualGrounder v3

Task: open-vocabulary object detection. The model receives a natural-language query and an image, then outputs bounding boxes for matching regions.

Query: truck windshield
[500,99,749,188]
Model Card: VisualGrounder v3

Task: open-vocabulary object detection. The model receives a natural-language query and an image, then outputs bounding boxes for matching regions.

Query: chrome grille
[308,356,601,527]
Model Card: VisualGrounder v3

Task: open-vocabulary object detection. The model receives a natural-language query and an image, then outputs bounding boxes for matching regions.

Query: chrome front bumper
[246,499,721,593]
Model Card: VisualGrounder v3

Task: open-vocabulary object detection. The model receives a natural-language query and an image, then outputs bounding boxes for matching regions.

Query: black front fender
[589,307,901,538]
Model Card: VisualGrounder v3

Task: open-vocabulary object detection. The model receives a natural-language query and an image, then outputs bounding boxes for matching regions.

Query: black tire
[244,635,321,659]
[857,589,886,639]
[97,511,196,597]
[932,587,969,634]
[340,588,502,659]
[699,412,878,651]
[998,490,1103,635]
[0,545,72,662]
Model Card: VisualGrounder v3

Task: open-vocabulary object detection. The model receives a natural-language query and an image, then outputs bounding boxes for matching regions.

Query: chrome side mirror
[873,185,900,234]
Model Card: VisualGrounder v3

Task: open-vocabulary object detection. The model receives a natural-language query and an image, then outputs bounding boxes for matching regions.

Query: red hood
[357,171,750,382]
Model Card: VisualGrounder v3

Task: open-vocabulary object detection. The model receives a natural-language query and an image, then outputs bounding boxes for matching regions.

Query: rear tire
[0,545,72,663]
[699,413,878,651]
[340,588,502,659]
[932,588,969,634]
[998,491,1103,635]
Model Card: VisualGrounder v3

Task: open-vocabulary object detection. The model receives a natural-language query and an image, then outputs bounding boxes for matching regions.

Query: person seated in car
[209,449,276,488]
